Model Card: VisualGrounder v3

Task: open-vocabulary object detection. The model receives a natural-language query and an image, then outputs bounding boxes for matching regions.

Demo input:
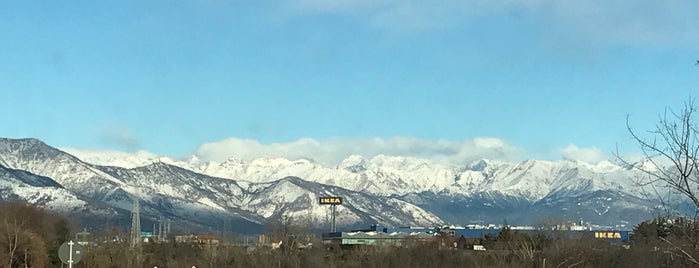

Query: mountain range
[0,137,661,233]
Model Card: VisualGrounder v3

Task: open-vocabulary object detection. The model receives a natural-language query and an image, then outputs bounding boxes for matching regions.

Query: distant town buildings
[174,234,220,245]
[321,221,630,248]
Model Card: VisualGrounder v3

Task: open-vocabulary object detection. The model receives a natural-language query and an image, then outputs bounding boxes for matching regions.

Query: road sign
[141,231,153,237]
[58,240,85,267]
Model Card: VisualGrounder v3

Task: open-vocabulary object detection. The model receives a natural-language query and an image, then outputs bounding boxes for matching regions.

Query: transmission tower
[166,219,171,240]
[157,216,169,242]
[130,196,141,248]
[157,216,162,242]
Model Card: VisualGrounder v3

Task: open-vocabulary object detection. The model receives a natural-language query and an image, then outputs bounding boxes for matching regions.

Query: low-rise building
[174,234,220,245]
[322,230,434,247]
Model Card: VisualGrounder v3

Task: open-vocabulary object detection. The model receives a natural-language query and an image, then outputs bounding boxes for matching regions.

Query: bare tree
[617,98,699,210]
[0,203,50,268]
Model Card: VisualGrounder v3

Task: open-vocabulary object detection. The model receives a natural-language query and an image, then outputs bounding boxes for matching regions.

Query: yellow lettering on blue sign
[594,232,622,239]
[320,197,342,204]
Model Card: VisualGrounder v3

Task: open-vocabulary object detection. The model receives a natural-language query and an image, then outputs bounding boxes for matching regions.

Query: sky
[1,0,698,165]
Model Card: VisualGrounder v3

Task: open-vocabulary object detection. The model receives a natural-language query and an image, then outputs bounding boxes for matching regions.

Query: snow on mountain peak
[0,137,664,229]
[57,147,161,168]
[223,157,247,165]
[46,139,644,202]
[338,154,367,172]
[186,154,201,164]
[340,154,365,164]
[467,158,504,172]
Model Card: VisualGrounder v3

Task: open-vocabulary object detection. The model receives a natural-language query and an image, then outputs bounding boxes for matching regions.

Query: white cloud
[558,144,607,164]
[279,0,699,46]
[194,136,525,165]
[62,138,621,168]
[539,0,699,47]
[61,147,158,159]
[613,151,678,169]
[288,0,381,13]
[280,0,494,32]
[60,147,162,168]
[99,125,140,150]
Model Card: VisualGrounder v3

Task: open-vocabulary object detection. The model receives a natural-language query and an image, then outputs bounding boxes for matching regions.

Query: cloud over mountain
[193,136,525,165]
[558,144,607,164]
[64,136,615,167]
[99,125,141,151]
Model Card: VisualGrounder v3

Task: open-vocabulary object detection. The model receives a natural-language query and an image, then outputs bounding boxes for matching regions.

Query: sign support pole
[331,204,336,232]
[68,240,74,268]
[58,239,84,266]
[319,197,342,233]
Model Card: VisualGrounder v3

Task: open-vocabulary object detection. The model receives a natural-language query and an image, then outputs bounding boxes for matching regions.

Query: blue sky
[1,0,698,164]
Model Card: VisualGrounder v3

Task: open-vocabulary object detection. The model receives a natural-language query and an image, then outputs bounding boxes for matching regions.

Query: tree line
[0,202,71,267]
[3,201,699,268]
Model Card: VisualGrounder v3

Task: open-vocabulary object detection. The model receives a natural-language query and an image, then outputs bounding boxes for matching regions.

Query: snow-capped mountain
[0,137,663,232]
[142,154,640,202]
[0,138,441,233]
[0,163,123,229]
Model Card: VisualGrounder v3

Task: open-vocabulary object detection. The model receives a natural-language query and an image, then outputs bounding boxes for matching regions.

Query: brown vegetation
[0,202,71,268]
[6,201,699,267]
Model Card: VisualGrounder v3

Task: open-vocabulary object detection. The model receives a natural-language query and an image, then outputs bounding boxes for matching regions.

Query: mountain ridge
[0,137,660,232]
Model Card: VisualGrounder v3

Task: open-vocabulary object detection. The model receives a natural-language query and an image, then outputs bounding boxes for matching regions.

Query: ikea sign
[594,232,622,239]
[319,197,342,205]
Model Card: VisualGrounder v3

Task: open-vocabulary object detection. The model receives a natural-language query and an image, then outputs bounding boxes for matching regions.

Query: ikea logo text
[319,197,342,205]
[594,232,622,239]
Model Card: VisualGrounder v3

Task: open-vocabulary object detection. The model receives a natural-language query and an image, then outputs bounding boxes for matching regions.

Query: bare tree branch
[660,236,699,265]
[616,97,699,210]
